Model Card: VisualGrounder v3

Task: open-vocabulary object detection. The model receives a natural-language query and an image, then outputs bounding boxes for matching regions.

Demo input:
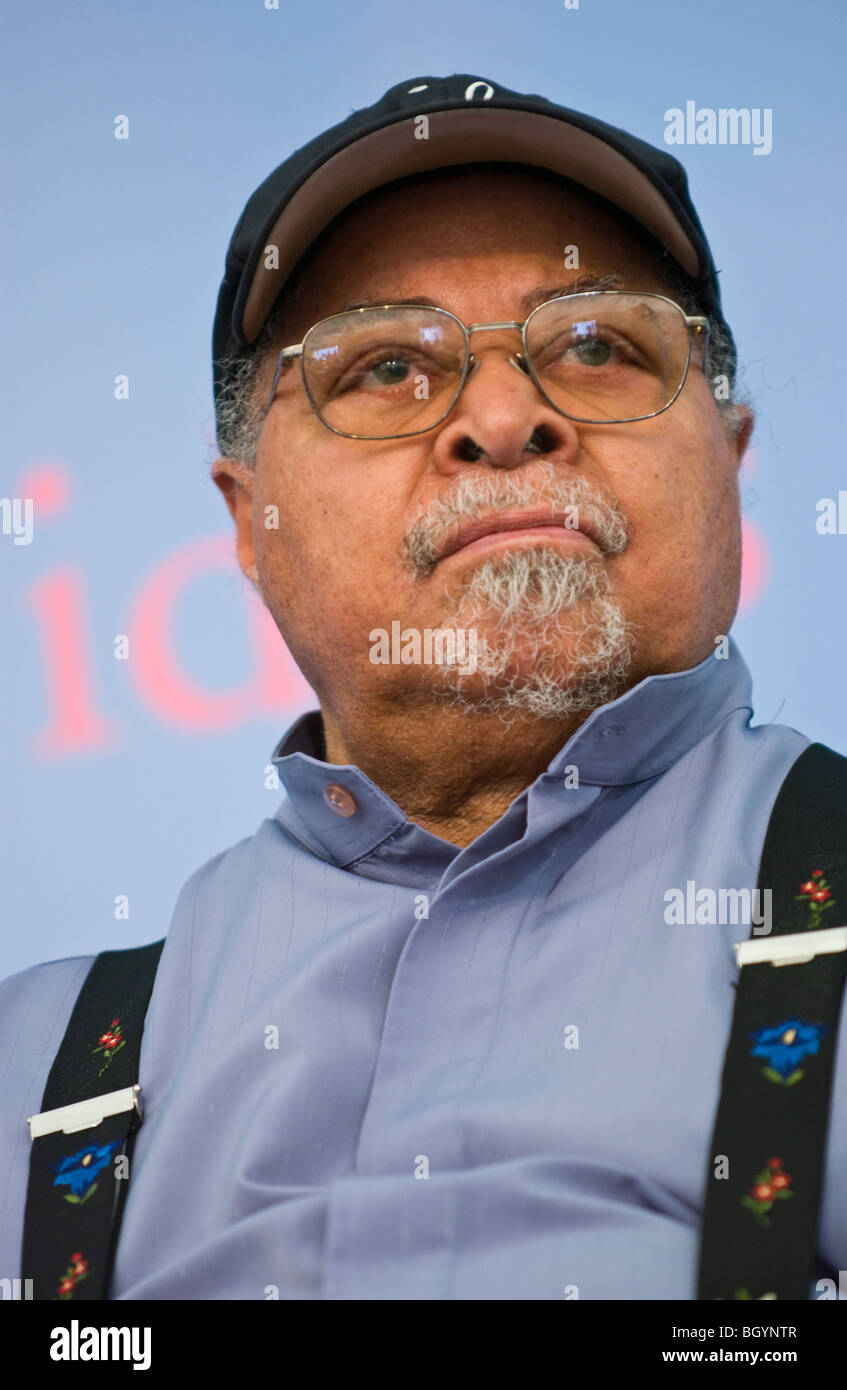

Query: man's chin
[432,609,636,722]
[406,547,634,720]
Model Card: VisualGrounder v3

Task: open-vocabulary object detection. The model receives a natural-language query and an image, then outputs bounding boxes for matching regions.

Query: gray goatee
[402,464,637,722]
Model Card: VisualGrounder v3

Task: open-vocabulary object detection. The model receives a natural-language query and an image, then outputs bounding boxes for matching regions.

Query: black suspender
[697,742,847,1299]
[21,939,164,1300]
[19,744,847,1299]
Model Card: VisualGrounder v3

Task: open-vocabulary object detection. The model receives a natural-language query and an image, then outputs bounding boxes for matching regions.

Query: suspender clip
[27,1083,143,1139]
[734,924,847,969]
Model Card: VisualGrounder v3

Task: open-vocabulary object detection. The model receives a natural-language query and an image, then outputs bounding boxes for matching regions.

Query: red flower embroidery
[795,872,837,929]
[742,1158,794,1228]
[57,1250,90,1299]
[91,1018,125,1078]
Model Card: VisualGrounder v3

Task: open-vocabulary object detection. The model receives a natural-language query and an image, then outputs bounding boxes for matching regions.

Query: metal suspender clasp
[734,924,847,969]
[27,1084,143,1139]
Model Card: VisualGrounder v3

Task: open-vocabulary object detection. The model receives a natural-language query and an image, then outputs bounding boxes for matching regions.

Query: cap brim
[240,105,701,343]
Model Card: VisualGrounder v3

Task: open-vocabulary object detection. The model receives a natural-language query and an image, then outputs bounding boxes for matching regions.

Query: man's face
[214,167,752,727]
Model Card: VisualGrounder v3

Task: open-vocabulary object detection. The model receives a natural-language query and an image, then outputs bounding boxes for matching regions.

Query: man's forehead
[339,273,626,316]
[326,169,660,254]
[272,171,678,335]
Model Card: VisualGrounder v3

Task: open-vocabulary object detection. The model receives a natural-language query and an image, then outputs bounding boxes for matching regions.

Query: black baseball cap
[212,73,736,411]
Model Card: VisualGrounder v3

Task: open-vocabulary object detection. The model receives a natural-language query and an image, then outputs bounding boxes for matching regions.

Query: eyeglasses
[264,290,710,439]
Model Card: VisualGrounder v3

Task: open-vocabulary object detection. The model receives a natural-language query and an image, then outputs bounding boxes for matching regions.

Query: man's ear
[211,458,259,587]
[730,405,755,472]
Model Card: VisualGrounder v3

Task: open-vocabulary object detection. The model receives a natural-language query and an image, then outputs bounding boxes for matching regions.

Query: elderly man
[2,75,846,1305]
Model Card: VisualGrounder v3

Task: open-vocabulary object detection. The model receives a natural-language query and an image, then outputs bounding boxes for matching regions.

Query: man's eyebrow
[340,274,625,317]
[519,274,625,313]
[340,295,442,311]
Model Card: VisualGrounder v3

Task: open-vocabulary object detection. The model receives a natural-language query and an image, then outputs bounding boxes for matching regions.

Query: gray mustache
[402,462,630,577]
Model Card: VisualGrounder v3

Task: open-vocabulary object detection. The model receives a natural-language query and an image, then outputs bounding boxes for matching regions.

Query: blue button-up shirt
[2,636,845,1299]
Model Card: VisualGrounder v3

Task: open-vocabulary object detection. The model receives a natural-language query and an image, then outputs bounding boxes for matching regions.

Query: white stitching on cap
[464,81,494,100]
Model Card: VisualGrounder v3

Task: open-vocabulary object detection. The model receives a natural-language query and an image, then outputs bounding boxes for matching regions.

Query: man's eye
[368,356,413,384]
[571,339,613,367]
[540,332,644,372]
[336,348,447,393]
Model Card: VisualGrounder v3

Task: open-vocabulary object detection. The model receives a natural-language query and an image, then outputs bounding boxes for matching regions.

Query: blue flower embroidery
[50,1141,122,1205]
[750,1019,827,1085]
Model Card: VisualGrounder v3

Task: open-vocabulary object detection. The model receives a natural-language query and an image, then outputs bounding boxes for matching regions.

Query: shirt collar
[545,633,753,786]
[270,635,754,865]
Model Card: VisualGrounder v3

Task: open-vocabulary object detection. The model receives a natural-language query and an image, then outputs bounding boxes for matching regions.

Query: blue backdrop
[2,0,845,978]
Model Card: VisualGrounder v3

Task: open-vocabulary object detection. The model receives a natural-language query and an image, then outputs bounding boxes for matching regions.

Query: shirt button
[323,783,357,817]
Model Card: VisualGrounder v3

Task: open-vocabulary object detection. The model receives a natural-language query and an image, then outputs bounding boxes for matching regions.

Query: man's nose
[432,336,582,473]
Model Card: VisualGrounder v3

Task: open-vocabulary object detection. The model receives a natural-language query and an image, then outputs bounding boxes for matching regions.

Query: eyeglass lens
[300,295,692,438]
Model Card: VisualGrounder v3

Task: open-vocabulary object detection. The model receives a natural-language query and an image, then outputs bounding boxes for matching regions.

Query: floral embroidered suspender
[697,742,847,1299]
[21,939,164,1300]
